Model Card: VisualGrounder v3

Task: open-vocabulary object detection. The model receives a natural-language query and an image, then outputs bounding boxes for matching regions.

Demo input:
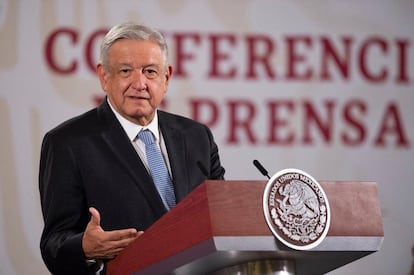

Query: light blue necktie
[138,129,176,210]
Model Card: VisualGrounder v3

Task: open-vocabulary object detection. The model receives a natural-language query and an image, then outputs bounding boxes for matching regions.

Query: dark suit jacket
[39,99,225,274]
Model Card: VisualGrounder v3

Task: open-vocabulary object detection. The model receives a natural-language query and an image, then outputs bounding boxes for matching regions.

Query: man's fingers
[95,229,141,259]
[105,228,139,241]
[88,207,101,227]
[108,238,136,250]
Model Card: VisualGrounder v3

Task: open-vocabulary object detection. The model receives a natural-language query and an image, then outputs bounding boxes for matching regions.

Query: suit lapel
[158,111,189,202]
[97,101,166,217]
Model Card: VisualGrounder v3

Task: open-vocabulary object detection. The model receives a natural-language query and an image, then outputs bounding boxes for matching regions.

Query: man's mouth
[129,95,149,100]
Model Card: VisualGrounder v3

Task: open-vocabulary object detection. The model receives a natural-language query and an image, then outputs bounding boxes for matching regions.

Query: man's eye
[120,69,131,75]
[144,69,158,78]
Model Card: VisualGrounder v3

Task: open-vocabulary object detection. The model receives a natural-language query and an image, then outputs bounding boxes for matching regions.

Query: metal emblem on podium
[263,168,331,250]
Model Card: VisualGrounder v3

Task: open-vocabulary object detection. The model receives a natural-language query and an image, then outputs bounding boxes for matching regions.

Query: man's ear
[164,65,173,87]
[96,64,108,92]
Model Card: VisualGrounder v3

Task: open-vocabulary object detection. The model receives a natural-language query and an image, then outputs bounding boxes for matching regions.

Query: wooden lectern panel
[107,180,383,275]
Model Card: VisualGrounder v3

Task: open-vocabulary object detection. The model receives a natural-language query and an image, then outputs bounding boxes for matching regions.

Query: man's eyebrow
[117,62,133,67]
[144,63,161,68]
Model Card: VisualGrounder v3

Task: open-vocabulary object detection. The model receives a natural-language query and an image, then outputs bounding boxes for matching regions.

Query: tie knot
[138,129,155,146]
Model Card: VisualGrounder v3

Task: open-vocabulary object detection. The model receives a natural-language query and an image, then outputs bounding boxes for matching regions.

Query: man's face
[97,39,172,126]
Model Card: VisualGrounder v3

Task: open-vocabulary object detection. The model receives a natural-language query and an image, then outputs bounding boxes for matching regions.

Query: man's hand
[82,207,143,259]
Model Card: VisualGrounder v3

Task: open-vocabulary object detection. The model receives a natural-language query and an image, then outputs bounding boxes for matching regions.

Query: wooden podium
[107,180,383,275]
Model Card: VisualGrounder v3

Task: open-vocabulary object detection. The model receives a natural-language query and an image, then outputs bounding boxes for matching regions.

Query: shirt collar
[107,98,160,142]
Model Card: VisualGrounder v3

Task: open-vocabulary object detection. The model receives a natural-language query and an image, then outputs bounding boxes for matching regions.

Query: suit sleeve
[204,125,225,180]
[39,132,92,275]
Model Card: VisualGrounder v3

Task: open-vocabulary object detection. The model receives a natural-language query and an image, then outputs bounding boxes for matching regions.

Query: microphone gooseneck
[253,159,271,179]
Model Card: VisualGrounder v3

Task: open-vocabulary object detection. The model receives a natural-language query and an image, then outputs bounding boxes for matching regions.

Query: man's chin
[125,110,155,125]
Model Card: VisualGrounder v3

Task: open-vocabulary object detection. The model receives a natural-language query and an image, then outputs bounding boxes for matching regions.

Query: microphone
[253,159,270,179]
[197,161,209,178]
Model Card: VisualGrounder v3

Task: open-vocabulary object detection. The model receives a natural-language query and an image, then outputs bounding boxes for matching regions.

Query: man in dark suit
[39,22,225,275]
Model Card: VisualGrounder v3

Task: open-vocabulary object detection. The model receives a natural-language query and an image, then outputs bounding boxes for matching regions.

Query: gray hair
[100,22,168,70]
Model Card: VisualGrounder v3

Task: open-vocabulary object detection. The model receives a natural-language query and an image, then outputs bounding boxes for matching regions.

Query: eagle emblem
[263,169,330,250]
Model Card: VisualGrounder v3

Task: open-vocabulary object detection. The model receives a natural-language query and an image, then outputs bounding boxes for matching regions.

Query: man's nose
[131,70,147,90]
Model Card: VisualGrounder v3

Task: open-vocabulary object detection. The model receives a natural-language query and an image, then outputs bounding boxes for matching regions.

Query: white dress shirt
[107,99,173,177]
